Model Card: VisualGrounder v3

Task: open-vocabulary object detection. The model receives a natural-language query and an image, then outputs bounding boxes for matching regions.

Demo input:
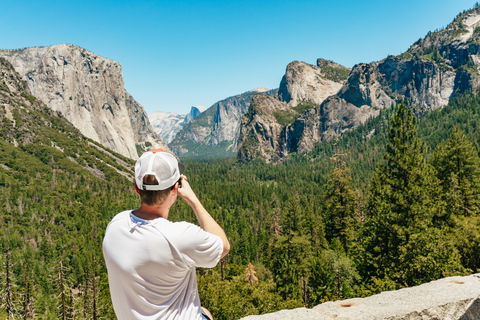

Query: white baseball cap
[134,148,185,191]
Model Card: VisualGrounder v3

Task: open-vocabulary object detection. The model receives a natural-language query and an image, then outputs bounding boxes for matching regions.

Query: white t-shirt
[103,210,223,320]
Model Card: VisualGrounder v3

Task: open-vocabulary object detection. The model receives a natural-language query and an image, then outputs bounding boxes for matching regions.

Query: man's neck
[132,203,169,220]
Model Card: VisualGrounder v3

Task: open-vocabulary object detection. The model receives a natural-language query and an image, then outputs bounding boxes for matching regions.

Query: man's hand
[177,175,200,207]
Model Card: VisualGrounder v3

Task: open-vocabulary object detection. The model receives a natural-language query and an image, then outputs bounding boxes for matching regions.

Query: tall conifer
[363,102,463,286]
[431,126,480,217]
[323,154,357,253]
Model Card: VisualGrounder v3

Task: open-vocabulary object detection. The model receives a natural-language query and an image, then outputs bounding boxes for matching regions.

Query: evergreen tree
[431,126,480,217]
[308,249,359,304]
[269,195,312,301]
[362,102,463,286]
[323,153,358,253]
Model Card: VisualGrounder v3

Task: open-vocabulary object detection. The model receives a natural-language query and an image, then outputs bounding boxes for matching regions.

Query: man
[103,148,230,320]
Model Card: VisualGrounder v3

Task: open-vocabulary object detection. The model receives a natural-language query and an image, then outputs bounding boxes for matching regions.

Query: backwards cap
[135,148,184,191]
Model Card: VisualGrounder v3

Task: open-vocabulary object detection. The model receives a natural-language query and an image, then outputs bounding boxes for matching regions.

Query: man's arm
[177,175,230,259]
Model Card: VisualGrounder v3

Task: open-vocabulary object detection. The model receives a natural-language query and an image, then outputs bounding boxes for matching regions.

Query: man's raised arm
[177,175,230,258]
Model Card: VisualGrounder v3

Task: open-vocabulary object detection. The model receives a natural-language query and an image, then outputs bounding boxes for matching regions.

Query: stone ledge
[239,274,480,320]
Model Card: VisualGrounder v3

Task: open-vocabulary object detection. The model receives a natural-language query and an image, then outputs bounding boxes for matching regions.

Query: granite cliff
[0,44,169,159]
[169,87,276,158]
[278,59,349,106]
[238,6,480,163]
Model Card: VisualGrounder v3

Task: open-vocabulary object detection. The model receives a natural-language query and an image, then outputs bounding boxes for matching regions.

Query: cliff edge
[239,274,480,320]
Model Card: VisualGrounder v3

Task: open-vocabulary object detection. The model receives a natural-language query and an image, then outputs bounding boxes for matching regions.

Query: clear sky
[1,0,477,115]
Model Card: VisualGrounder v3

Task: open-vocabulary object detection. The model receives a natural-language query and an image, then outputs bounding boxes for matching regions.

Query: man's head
[134,148,184,205]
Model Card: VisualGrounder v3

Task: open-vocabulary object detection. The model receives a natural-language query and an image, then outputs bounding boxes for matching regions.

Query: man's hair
[138,175,172,205]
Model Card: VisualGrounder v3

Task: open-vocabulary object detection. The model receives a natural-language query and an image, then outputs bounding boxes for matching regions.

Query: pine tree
[431,126,480,217]
[323,150,358,253]
[363,102,464,286]
[269,195,312,301]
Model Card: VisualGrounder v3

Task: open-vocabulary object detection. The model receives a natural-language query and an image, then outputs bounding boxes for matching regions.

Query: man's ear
[134,183,140,195]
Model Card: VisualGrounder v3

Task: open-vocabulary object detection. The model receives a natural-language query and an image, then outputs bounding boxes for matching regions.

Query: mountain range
[237,6,480,163]
[3,5,480,165]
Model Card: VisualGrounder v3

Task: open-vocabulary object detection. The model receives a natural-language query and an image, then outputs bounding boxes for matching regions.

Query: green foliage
[272,102,316,127]
[198,265,301,320]
[319,66,351,82]
[452,28,468,38]
[308,249,359,304]
[293,102,315,115]
[431,126,480,216]
[362,103,464,286]
[273,109,297,127]
[323,162,358,253]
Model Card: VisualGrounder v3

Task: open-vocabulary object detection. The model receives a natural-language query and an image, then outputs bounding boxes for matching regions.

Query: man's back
[103,210,223,320]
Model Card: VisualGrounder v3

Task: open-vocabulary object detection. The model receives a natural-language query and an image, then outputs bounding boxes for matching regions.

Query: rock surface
[0,44,168,159]
[124,91,170,153]
[237,95,292,163]
[239,274,480,320]
[278,60,349,106]
[238,59,349,163]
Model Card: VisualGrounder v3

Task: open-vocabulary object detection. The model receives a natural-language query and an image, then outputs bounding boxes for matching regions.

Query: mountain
[0,44,169,159]
[184,105,207,123]
[238,6,480,163]
[149,106,206,144]
[237,59,350,163]
[169,87,277,158]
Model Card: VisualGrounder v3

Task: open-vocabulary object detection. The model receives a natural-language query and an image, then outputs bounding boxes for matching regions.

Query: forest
[2,87,480,319]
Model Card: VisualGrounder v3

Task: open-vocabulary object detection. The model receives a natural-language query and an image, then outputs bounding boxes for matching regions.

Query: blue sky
[1,0,477,115]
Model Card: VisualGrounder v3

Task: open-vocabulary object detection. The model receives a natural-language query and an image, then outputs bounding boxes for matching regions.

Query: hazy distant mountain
[149,106,206,144]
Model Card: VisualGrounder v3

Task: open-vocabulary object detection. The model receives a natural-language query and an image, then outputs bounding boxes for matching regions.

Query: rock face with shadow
[239,274,480,320]
[0,44,169,159]
[237,94,292,163]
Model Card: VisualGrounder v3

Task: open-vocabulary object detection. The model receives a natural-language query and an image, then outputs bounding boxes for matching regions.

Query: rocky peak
[184,105,206,123]
[0,44,169,159]
[278,60,349,107]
